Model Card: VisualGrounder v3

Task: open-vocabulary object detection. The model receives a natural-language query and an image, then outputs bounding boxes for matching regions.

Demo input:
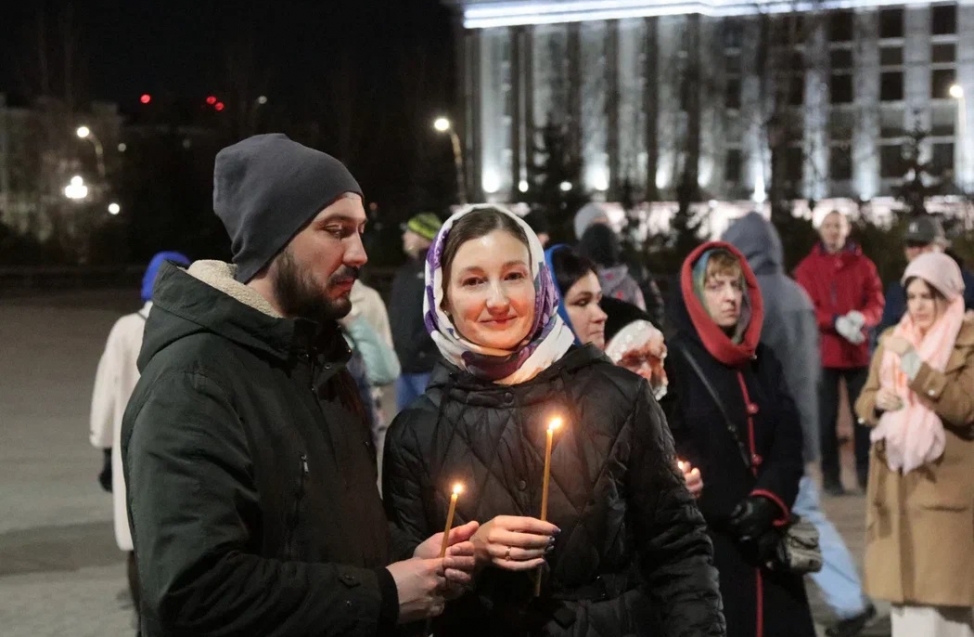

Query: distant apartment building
[443,1,974,210]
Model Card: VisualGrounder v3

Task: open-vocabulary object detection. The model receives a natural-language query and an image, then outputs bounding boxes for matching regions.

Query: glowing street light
[257,95,268,105]
[559,181,573,192]
[950,84,964,99]
[76,125,106,178]
[433,115,467,204]
[64,175,89,201]
[108,202,121,215]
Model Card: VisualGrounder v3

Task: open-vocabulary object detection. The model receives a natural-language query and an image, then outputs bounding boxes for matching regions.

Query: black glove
[98,448,112,493]
[728,495,779,542]
[737,529,781,567]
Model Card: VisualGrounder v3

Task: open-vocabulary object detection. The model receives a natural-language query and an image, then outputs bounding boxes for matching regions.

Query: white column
[854,9,881,199]
[617,18,647,191]
[904,5,932,159]
[580,20,609,193]
[957,4,974,190]
[804,16,829,201]
[740,16,766,201]
[479,28,513,198]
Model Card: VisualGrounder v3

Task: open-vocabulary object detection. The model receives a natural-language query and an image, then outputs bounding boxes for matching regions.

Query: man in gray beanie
[122,134,477,637]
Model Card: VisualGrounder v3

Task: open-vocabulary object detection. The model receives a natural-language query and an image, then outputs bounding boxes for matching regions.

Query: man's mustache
[329,266,360,285]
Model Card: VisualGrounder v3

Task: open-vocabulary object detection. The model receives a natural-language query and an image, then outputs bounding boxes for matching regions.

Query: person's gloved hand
[846,310,866,329]
[728,495,779,542]
[98,448,112,493]
[835,315,865,344]
[737,529,781,567]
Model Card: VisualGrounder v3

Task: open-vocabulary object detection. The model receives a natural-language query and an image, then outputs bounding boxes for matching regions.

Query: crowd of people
[89,133,974,637]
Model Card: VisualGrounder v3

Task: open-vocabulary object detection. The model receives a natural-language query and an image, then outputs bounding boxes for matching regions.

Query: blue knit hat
[142,251,191,301]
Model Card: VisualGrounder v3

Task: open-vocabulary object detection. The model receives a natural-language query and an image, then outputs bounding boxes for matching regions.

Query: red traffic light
[215,102,225,112]
[205,95,217,105]
[140,94,152,104]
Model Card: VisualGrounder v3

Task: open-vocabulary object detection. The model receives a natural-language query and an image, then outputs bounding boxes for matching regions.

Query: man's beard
[273,249,359,324]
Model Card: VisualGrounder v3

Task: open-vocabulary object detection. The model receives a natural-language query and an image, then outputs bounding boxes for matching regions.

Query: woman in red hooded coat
[660,242,814,637]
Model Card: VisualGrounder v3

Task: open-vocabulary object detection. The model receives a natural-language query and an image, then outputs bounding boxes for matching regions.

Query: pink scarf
[872,269,965,473]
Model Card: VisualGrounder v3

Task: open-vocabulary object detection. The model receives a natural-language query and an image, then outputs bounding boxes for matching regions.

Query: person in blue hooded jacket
[723,213,876,637]
[89,250,191,634]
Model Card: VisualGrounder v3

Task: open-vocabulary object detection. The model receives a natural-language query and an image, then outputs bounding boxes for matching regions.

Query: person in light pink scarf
[871,252,967,472]
[856,251,974,637]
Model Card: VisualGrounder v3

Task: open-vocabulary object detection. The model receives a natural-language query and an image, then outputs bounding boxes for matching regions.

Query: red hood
[680,241,765,367]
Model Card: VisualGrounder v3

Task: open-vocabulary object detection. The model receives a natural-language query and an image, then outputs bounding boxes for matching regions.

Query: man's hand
[414,521,479,598]
[835,315,865,344]
[470,515,558,571]
[678,460,703,498]
[386,558,448,624]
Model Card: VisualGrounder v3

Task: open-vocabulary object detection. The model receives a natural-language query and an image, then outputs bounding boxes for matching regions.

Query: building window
[831,74,853,103]
[829,11,854,42]
[931,4,957,35]
[830,48,853,70]
[723,19,743,49]
[931,43,956,64]
[726,79,741,110]
[725,53,741,74]
[880,107,906,138]
[932,142,954,174]
[880,144,905,178]
[880,46,903,66]
[881,71,904,102]
[932,69,956,99]
[788,76,804,107]
[725,149,742,183]
[879,8,904,39]
[830,145,853,180]
[784,147,804,184]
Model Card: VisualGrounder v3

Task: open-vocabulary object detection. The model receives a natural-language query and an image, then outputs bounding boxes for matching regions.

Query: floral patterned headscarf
[423,205,575,385]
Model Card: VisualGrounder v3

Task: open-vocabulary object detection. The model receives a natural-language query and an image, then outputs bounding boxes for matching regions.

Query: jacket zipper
[284,453,308,558]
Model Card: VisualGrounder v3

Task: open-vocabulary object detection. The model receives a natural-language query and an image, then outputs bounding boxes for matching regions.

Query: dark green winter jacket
[121,260,408,637]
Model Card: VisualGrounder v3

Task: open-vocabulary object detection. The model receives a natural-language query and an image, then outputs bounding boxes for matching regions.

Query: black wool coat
[383,345,726,637]
[660,293,814,637]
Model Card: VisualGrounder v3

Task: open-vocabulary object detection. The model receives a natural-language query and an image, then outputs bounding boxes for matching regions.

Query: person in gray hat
[121,134,477,637]
[876,216,974,337]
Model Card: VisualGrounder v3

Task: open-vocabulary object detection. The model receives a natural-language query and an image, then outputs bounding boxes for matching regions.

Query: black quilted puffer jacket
[383,345,726,637]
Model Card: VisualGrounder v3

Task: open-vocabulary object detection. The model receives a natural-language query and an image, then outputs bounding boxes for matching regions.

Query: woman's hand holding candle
[470,515,559,571]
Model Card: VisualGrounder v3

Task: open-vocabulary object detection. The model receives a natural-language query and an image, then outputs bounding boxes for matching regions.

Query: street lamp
[433,116,467,204]
[951,84,967,191]
[76,125,106,179]
[108,202,121,215]
[64,175,89,200]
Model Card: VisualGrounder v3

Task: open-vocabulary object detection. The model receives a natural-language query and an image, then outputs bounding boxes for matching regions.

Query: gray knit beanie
[213,134,363,283]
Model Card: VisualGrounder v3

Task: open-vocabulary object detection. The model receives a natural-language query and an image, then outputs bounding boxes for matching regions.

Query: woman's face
[702,273,743,328]
[564,271,607,348]
[906,278,944,333]
[444,229,536,350]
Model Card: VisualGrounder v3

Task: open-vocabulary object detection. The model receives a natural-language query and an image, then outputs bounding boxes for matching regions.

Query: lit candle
[540,417,562,522]
[677,459,688,473]
[439,483,463,558]
[536,417,562,595]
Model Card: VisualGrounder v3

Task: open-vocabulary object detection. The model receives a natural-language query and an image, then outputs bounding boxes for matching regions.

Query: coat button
[504,392,514,403]
[746,403,759,415]
[927,389,936,397]
[751,454,763,466]
[518,479,527,491]
[345,600,354,610]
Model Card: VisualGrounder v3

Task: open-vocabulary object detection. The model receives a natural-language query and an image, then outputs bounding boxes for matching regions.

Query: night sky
[1,0,457,111]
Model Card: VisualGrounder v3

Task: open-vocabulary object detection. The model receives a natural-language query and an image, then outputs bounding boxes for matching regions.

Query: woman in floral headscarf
[856,252,974,637]
[382,205,724,637]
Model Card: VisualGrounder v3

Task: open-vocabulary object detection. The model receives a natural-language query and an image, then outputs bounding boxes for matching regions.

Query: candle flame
[451,483,463,495]
[548,417,563,432]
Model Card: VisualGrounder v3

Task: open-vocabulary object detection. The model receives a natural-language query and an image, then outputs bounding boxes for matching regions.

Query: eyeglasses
[619,352,660,370]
